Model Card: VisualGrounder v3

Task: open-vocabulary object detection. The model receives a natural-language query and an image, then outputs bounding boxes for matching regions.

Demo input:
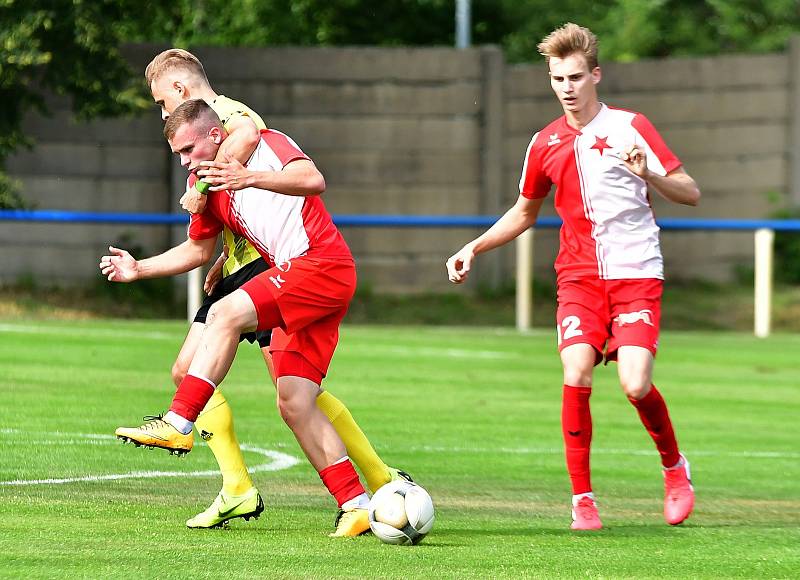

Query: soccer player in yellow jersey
[130,49,409,533]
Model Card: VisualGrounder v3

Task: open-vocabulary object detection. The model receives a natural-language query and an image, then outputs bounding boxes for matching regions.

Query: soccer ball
[368,480,435,545]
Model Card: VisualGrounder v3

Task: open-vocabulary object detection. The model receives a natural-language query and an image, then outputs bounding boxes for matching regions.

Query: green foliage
[114,0,800,63]
[0,0,151,201]
[0,172,29,209]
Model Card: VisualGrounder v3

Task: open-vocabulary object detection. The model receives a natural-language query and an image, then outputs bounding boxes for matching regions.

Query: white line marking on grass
[409,445,800,460]
[0,432,300,486]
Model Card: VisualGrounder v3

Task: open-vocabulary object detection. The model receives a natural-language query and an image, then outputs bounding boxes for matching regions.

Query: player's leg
[556,279,608,530]
[560,344,602,531]
[609,279,693,525]
[317,390,408,493]
[174,323,262,527]
[167,289,266,433]
[259,345,402,493]
[272,355,370,537]
[174,323,255,495]
[118,289,269,452]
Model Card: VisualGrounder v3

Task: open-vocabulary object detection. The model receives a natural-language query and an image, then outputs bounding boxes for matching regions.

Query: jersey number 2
[558,315,584,343]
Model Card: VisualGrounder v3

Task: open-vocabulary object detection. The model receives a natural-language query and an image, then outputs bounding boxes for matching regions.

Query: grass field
[1,319,799,578]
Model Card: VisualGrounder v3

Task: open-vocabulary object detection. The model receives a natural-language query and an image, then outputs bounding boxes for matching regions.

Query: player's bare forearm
[199,158,325,196]
[446,196,543,284]
[137,238,217,279]
[646,168,701,207]
[472,196,544,255]
[217,115,260,165]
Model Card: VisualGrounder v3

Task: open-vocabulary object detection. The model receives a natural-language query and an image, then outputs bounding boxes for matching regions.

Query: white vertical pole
[187,268,203,324]
[754,228,774,338]
[455,0,471,49]
[516,228,533,331]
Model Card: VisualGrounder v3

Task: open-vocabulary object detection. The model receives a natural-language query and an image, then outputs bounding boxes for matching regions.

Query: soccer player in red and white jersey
[107,99,372,536]
[446,23,700,530]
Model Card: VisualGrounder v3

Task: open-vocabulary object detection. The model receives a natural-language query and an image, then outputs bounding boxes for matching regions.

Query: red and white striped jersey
[519,104,681,282]
[189,130,352,266]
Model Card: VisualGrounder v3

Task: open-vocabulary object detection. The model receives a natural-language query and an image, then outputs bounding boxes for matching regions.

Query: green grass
[1,320,798,578]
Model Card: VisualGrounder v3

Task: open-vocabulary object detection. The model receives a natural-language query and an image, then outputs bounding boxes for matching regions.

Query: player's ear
[174,81,187,97]
[209,126,222,145]
[591,66,602,85]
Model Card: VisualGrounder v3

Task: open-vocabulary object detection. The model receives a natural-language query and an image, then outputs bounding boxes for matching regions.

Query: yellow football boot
[115,415,193,455]
[186,487,265,529]
[330,507,371,537]
[388,467,414,484]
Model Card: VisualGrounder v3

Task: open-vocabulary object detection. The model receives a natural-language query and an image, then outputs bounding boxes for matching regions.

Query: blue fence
[3,209,800,231]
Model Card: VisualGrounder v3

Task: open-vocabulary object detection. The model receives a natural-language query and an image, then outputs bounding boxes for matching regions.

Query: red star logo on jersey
[590,135,611,156]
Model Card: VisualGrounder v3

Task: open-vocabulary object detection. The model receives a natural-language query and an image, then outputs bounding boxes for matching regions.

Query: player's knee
[206,301,240,334]
[563,368,593,387]
[276,394,303,428]
[621,378,650,400]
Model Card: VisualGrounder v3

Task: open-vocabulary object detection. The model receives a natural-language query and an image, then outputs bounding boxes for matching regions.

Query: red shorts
[240,256,357,383]
[556,278,662,364]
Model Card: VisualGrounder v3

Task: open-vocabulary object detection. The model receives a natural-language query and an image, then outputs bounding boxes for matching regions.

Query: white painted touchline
[0,432,300,486]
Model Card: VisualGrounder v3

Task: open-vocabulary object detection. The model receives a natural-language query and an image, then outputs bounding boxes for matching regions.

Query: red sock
[319,459,366,507]
[629,385,680,468]
[169,374,215,422]
[562,384,593,495]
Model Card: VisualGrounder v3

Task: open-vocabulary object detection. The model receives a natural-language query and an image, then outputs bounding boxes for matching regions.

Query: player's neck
[196,87,219,103]
[564,100,602,131]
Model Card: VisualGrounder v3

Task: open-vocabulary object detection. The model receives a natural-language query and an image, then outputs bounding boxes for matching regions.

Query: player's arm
[180,114,261,213]
[446,195,544,284]
[644,167,701,207]
[197,157,326,197]
[99,237,217,282]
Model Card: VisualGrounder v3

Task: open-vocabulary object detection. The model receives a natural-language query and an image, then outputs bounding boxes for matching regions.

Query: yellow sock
[195,389,254,496]
[316,391,391,493]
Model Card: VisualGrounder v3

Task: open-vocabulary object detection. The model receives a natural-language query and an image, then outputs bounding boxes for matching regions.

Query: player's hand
[204,245,228,295]
[446,246,475,284]
[197,155,252,191]
[180,184,207,214]
[99,246,139,283]
[620,144,649,179]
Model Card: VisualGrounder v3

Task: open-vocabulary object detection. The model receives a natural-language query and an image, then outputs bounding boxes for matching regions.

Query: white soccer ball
[368,480,435,545]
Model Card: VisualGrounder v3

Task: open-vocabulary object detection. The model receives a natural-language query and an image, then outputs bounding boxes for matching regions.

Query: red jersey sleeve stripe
[262,129,310,167]
[631,113,682,174]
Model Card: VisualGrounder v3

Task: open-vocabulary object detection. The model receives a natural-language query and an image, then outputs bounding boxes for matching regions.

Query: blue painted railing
[3,209,800,231]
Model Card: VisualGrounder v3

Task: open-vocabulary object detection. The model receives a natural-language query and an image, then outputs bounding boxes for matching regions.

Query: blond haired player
[446,23,699,531]
[111,49,408,535]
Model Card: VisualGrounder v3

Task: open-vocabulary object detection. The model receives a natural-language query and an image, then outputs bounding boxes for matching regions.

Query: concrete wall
[3,43,798,292]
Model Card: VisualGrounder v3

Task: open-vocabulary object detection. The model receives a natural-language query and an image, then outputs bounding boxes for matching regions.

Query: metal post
[754,228,774,338]
[455,0,471,49]
[187,267,203,323]
[515,228,533,331]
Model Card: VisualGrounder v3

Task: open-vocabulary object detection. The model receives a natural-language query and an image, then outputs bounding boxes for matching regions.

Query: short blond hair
[163,99,221,140]
[537,23,599,70]
[145,48,210,86]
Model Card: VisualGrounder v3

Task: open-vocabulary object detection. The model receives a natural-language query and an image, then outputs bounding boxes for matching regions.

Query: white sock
[342,493,370,511]
[163,411,193,435]
[572,492,595,506]
[664,456,685,471]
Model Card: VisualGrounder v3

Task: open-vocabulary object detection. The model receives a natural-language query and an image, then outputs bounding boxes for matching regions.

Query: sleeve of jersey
[518,133,552,199]
[632,113,682,176]
[262,130,311,168]
[185,175,223,240]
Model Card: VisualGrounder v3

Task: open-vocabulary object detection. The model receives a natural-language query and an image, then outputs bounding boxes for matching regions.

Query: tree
[0,0,150,208]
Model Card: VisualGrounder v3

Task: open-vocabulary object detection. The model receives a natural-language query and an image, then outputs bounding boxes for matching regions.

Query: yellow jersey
[208,95,267,277]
